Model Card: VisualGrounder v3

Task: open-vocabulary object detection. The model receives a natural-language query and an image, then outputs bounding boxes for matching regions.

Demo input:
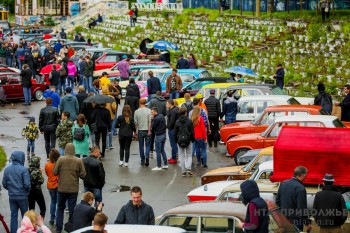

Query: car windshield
[271,86,287,95]
[269,208,300,233]
[243,154,272,173]
[251,112,264,124]
[333,119,346,128]
[287,97,300,105]
[159,216,199,231]
[319,109,329,115]
[199,71,212,78]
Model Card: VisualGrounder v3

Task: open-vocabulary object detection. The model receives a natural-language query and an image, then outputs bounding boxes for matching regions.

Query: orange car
[220,105,327,144]
[226,115,346,164]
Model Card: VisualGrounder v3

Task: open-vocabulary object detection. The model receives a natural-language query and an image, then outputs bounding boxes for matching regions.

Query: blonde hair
[184,93,191,100]
[24,210,37,227]
[191,106,201,126]
[83,191,94,202]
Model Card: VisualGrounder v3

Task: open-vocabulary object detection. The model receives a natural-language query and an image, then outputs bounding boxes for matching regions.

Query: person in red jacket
[191,106,208,168]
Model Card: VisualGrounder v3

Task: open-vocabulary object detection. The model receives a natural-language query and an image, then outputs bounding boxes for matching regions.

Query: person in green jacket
[56,111,74,155]
[72,114,91,158]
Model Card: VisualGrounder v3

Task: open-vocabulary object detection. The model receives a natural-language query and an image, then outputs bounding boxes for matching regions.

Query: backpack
[73,126,85,141]
[320,95,332,114]
[183,102,194,116]
[177,121,191,148]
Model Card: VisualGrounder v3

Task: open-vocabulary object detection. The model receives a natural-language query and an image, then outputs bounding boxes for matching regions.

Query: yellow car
[175,83,246,106]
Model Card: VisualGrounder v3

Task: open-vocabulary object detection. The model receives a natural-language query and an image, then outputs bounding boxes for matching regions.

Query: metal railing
[132,3,183,13]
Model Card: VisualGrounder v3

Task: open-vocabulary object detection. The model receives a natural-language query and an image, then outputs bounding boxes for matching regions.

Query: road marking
[165,168,177,191]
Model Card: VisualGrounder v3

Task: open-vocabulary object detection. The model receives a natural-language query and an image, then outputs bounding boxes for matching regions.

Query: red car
[0,72,46,101]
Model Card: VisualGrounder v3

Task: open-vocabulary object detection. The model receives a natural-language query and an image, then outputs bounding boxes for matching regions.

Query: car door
[201,216,241,233]
[7,75,23,99]
[94,54,119,70]
[236,100,256,121]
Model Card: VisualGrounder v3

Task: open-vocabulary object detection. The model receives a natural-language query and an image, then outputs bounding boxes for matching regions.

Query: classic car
[201,147,273,185]
[76,47,113,62]
[188,160,274,202]
[93,51,137,71]
[220,105,327,144]
[227,115,346,164]
[0,72,45,101]
[237,148,262,165]
[72,225,186,233]
[157,201,301,233]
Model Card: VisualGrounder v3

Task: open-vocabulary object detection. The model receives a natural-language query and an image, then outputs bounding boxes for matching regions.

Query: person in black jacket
[39,98,60,159]
[116,105,136,167]
[166,99,179,164]
[20,64,33,105]
[276,166,312,232]
[146,71,161,101]
[273,63,285,89]
[335,84,350,121]
[204,89,221,147]
[91,104,111,158]
[174,107,194,176]
[83,146,105,202]
[126,78,140,99]
[313,174,347,231]
[314,83,333,114]
[151,107,168,171]
[49,65,60,90]
[24,52,36,77]
[114,186,154,225]
[72,191,103,231]
[176,54,189,69]
[76,85,88,113]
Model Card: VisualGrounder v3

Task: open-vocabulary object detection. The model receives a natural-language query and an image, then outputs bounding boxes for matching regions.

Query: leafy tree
[1,0,14,13]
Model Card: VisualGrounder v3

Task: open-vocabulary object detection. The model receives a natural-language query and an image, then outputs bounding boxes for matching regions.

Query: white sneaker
[162,165,169,169]
[118,161,123,166]
[124,163,128,167]
[152,167,162,171]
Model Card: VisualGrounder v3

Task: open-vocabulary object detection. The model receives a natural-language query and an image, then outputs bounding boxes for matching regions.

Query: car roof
[202,83,242,88]
[258,160,274,171]
[72,225,186,233]
[78,48,112,52]
[141,68,172,73]
[165,69,208,74]
[162,201,246,220]
[274,115,338,123]
[227,84,276,89]
[130,64,169,68]
[265,105,322,111]
[238,95,293,101]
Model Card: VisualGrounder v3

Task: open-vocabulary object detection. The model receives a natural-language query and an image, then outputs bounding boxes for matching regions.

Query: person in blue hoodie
[221,90,238,124]
[2,151,31,233]
[59,86,79,121]
[43,86,61,108]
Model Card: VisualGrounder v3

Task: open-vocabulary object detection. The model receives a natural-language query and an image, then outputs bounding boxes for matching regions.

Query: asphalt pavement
[0,99,233,232]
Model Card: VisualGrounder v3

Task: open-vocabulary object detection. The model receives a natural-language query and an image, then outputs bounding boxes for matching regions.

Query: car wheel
[34,90,43,101]
[234,149,249,165]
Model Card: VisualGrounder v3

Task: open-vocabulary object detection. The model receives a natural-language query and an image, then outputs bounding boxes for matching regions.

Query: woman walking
[116,105,136,167]
[72,114,91,158]
[191,106,208,168]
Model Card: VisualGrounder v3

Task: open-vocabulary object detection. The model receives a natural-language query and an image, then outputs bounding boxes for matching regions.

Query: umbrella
[224,66,258,78]
[83,95,115,104]
[40,64,61,74]
[139,38,153,54]
[43,29,53,34]
[146,40,178,51]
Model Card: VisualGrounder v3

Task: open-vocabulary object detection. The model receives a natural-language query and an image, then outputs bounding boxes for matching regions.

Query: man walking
[151,107,168,171]
[2,151,31,233]
[273,63,285,89]
[335,85,350,121]
[114,186,155,225]
[83,146,105,203]
[43,85,61,108]
[176,54,189,69]
[313,174,347,233]
[56,112,73,156]
[53,143,86,233]
[146,70,161,101]
[174,107,194,176]
[166,69,182,99]
[276,166,311,232]
[39,98,60,159]
[134,98,152,167]
[166,99,179,164]
[59,86,79,121]
[204,89,221,147]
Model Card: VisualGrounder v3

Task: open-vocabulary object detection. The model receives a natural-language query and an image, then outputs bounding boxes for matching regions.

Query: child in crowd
[22,116,39,158]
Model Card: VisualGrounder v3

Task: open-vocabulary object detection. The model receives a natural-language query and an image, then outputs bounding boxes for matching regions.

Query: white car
[71,224,186,233]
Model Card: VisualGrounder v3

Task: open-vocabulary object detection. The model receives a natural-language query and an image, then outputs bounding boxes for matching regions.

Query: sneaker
[152,167,162,171]
[64,208,69,213]
[187,170,193,176]
[208,143,213,148]
[110,146,114,149]
[182,172,187,177]
[140,161,145,166]
[49,220,54,225]
[168,159,177,164]
[214,142,218,147]
[118,161,124,166]
[162,165,169,169]
[202,165,208,168]
[145,158,149,167]
[124,163,128,167]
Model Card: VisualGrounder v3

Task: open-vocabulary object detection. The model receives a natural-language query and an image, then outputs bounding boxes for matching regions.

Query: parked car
[93,51,137,71]
[201,146,273,185]
[227,115,346,164]
[76,47,113,62]
[157,201,301,233]
[39,39,67,46]
[72,225,186,233]
[220,105,327,144]
[0,72,45,101]
[188,159,274,202]
[237,148,262,165]
[221,84,286,101]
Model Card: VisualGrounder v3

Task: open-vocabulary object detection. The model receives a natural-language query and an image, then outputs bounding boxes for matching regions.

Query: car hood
[227,133,261,143]
[187,180,241,198]
[221,121,251,130]
[202,166,244,176]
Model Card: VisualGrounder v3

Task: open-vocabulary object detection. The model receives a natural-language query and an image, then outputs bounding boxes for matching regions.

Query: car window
[199,71,212,78]
[288,111,310,116]
[299,121,325,127]
[256,101,273,114]
[259,111,285,125]
[188,81,213,91]
[201,217,239,233]
[269,122,298,137]
[9,76,21,84]
[100,55,117,63]
[287,97,300,105]
[238,101,255,114]
[258,170,273,180]
[242,89,262,96]
[129,68,140,77]
[159,216,198,232]
[180,74,196,83]
[271,86,287,95]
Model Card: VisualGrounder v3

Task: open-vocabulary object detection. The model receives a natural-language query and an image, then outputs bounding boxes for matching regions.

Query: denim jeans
[48,189,58,222]
[86,76,93,92]
[84,187,102,202]
[129,16,134,26]
[56,192,78,232]
[58,77,66,96]
[27,139,35,153]
[9,198,28,233]
[168,129,178,160]
[59,147,64,156]
[17,59,22,70]
[79,74,84,86]
[155,134,167,167]
[23,87,31,104]
[67,76,75,89]
[138,130,150,163]
[225,115,236,125]
[169,91,179,99]
[195,139,207,166]
[6,57,13,67]
[111,113,118,135]
[106,131,113,148]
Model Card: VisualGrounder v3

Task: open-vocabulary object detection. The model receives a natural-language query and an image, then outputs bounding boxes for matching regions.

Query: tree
[1,0,14,13]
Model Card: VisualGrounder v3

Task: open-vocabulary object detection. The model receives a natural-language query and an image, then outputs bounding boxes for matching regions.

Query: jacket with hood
[314,84,332,114]
[114,200,155,225]
[76,91,88,113]
[72,200,97,231]
[91,106,111,131]
[240,180,269,233]
[29,156,44,189]
[17,215,51,233]
[167,106,179,130]
[49,70,60,86]
[222,96,238,117]
[55,119,74,149]
[53,143,86,193]
[67,61,77,76]
[2,151,31,199]
[125,95,139,116]
[148,96,167,116]
[151,113,167,136]
[101,87,117,120]
[174,115,194,144]
[100,76,111,88]
[116,115,136,137]
[59,94,79,121]
[43,89,61,108]
[126,83,140,99]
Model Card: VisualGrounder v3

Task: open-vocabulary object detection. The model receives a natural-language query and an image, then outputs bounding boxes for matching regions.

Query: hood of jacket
[155,95,166,101]
[64,94,74,101]
[62,119,74,128]
[29,156,41,171]
[17,216,36,233]
[11,151,25,166]
[178,115,188,124]
[64,142,76,156]
[240,180,260,205]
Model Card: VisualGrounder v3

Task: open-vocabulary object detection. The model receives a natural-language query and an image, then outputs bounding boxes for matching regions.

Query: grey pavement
[0,99,233,232]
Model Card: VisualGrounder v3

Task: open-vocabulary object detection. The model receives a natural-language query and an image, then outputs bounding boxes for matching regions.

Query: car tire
[234,149,249,165]
[34,90,43,101]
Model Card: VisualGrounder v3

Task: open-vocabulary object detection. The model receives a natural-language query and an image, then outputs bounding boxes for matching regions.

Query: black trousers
[95,127,107,157]
[208,117,219,144]
[44,128,56,157]
[28,187,46,218]
[321,8,330,22]
[119,135,133,163]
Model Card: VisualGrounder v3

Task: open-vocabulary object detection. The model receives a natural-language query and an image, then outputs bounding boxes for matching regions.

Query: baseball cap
[122,55,127,59]
[102,72,108,76]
